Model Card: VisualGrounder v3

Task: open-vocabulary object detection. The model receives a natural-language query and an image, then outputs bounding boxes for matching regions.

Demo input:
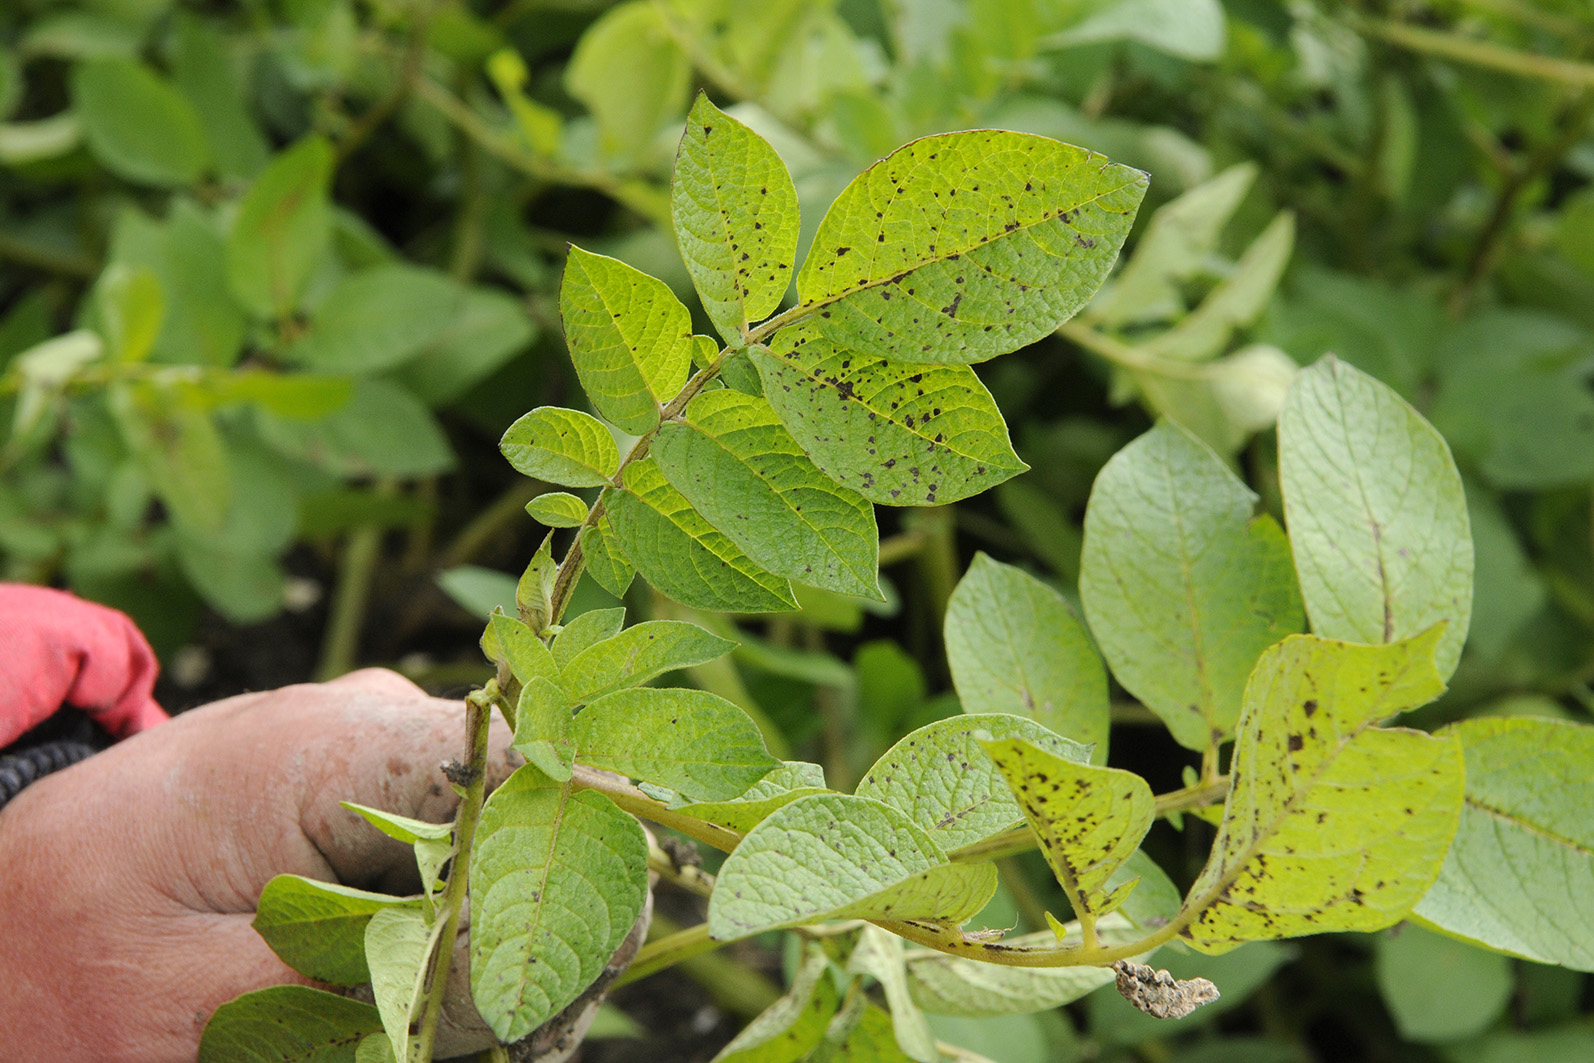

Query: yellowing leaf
[981,738,1153,920]
[796,129,1146,365]
[751,325,1026,506]
[1180,628,1464,953]
[672,94,800,344]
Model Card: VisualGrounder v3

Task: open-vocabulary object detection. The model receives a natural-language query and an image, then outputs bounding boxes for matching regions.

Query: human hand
[0,669,632,1063]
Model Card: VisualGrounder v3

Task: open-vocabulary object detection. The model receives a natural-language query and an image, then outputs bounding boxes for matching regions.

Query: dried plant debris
[1111,960,1221,1019]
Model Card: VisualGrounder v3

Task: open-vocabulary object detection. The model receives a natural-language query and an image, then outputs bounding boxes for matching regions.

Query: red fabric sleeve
[0,585,168,748]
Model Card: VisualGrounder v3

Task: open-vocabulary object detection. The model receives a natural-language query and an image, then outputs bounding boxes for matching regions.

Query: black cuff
[0,709,113,811]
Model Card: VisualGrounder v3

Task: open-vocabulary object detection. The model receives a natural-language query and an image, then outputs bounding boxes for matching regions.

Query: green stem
[410,76,669,224]
[569,765,744,853]
[1363,17,1594,88]
[620,914,783,1018]
[316,482,392,680]
[413,687,494,1061]
[612,920,718,988]
[439,480,544,569]
[1448,90,1594,317]
[336,0,432,162]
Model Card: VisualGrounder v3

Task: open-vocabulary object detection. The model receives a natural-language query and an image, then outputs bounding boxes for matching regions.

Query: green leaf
[580,512,636,598]
[340,802,453,902]
[526,491,590,528]
[1375,924,1514,1043]
[364,907,432,1063]
[560,246,694,434]
[903,916,1145,1016]
[828,1005,916,1063]
[1044,0,1227,61]
[1278,356,1473,680]
[565,1,690,158]
[795,130,1146,365]
[654,388,882,599]
[559,619,737,702]
[107,201,246,367]
[1139,211,1295,364]
[572,686,778,800]
[73,59,209,186]
[718,346,766,396]
[500,406,620,488]
[470,768,649,1042]
[517,534,558,634]
[714,942,838,1063]
[390,287,536,405]
[1087,163,1258,328]
[607,457,795,612]
[708,793,999,940]
[487,611,558,687]
[856,714,1092,852]
[551,606,628,669]
[227,135,334,320]
[1080,421,1305,751]
[198,372,353,418]
[672,93,800,344]
[252,876,418,987]
[199,986,382,1063]
[94,263,163,364]
[1180,629,1464,953]
[982,738,1153,919]
[1127,343,1300,455]
[287,265,463,373]
[514,676,576,783]
[170,13,270,182]
[850,926,941,1062]
[671,761,831,834]
[111,382,230,535]
[354,1034,396,1063]
[944,554,1109,757]
[1413,716,1594,971]
[436,565,517,620]
[751,326,1027,506]
[255,378,454,478]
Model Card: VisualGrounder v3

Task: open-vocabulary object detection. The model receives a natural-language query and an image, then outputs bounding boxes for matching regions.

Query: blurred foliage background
[3,0,1594,1060]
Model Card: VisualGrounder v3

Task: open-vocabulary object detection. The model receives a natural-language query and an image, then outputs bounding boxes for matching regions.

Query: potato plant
[195,96,1594,1063]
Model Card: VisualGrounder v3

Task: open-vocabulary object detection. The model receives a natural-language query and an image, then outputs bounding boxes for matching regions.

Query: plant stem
[414,687,494,1061]
[569,765,744,853]
[618,914,783,1018]
[543,351,729,629]
[337,1,432,162]
[317,481,394,680]
[1448,90,1594,317]
[612,919,718,987]
[1362,18,1594,89]
[439,480,544,569]
[410,76,669,224]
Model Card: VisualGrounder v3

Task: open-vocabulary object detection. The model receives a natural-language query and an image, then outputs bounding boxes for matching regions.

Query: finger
[324,667,430,699]
[294,693,519,893]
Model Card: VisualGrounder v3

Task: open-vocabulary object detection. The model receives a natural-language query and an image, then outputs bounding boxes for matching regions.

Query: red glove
[0,584,168,747]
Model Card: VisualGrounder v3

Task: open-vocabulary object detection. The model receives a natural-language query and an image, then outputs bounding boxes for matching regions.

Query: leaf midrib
[797,164,1144,314]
